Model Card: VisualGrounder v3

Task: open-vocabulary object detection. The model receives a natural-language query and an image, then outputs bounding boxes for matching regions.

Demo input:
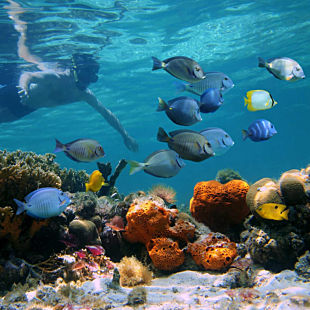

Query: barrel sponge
[123,200,175,245]
[187,232,237,270]
[246,178,283,215]
[146,237,185,271]
[279,170,308,206]
[189,180,250,233]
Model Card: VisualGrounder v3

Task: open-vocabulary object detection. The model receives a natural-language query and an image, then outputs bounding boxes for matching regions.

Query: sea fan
[148,183,176,205]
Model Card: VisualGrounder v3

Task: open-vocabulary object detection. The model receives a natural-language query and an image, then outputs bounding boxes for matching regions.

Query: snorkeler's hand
[124,135,139,152]
[16,85,29,102]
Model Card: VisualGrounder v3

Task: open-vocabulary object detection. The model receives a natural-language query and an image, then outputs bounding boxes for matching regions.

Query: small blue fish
[199,128,234,156]
[157,96,202,126]
[14,187,71,219]
[54,138,105,162]
[199,88,224,113]
[127,149,185,178]
[242,119,277,142]
[175,71,234,96]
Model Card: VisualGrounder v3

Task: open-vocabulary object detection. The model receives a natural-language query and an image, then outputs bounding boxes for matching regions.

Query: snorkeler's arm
[18,70,60,95]
[83,89,139,152]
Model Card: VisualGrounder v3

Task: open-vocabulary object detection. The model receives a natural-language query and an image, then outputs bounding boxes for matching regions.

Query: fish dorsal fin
[144,149,169,162]
[25,187,56,202]
[169,129,197,137]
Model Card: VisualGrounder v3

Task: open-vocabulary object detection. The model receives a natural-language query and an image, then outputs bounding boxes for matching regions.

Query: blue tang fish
[175,71,234,96]
[199,127,234,156]
[14,187,71,219]
[54,138,105,162]
[127,149,185,178]
[199,88,224,113]
[242,119,277,142]
[157,96,202,126]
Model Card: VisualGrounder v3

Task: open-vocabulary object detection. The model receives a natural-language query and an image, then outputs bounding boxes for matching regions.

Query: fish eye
[225,134,229,137]
[224,77,228,80]
[195,66,200,72]
[207,142,211,147]
[274,205,278,209]
[296,67,300,71]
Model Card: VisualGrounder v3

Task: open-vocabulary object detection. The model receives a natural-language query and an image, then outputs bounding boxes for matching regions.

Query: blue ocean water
[0,0,309,205]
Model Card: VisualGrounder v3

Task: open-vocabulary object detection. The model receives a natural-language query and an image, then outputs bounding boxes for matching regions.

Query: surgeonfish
[85,170,109,192]
[127,149,185,178]
[157,96,202,126]
[244,90,277,111]
[258,57,305,81]
[175,71,234,96]
[255,203,289,221]
[157,127,214,162]
[54,138,105,162]
[14,187,71,219]
[199,127,234,156]
[199,88,224,113]
[242,119,277,142]
[151,56,205,82]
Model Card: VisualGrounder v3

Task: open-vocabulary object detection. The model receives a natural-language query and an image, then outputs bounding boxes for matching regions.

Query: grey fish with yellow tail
[258,57,305,81]
[54,138,105,162]
[157,127,214,162]
[256,203,289,221]
[152,56,205,83]
[128,149,185,178]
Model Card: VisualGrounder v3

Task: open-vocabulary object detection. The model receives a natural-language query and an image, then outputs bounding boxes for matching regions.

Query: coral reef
[215,168,245,184]
[97,159,127,197]
[189,180,250,233]
[147,237,185,271]
[148,183,177,205]
[117,256,153,287]
[295,250,310,279]
[69,219,101,247]
[187,233,237,271]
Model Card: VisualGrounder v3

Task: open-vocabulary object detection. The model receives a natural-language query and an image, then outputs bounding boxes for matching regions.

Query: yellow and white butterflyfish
[244,90,277,111]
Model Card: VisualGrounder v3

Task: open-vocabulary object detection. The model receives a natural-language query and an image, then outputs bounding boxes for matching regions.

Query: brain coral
[187,232,237,270]
[147,237,185,271]
[189,180,250,232]
[0,149,89,208]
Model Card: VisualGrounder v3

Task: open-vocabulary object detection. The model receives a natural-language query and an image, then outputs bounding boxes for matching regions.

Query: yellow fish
[85,170,109,192]
[256,203,289,221]
[244,90,277,111]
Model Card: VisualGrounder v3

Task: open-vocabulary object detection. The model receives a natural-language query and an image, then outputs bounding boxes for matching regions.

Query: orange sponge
[187,233,237,270]
[189,180,250,232]
[147,237,185,271]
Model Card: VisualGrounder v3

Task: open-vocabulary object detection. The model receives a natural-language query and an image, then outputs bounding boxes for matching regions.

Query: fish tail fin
[54,138,65,153]
[102,182,109,186]
[174,80,186,93]
[244,97,249,106]
[14,199,25,215]
[157,97,168,111]
[282,209,289,220]
[152,56,164,71]
[242,129,249,140]
[85,183,89,192]
[157,127,170,142]
[127,160,145,175]
[258,57,266,68]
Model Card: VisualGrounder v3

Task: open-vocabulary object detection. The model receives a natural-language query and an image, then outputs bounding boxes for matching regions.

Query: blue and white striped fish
[54,138,105,162]
[14,187,71,219]
[242,119,277,142]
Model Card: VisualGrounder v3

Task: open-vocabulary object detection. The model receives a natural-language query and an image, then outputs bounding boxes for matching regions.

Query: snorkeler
[0,0,138,152]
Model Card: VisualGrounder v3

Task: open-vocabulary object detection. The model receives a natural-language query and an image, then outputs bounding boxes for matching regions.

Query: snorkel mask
[71,53,99,90]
